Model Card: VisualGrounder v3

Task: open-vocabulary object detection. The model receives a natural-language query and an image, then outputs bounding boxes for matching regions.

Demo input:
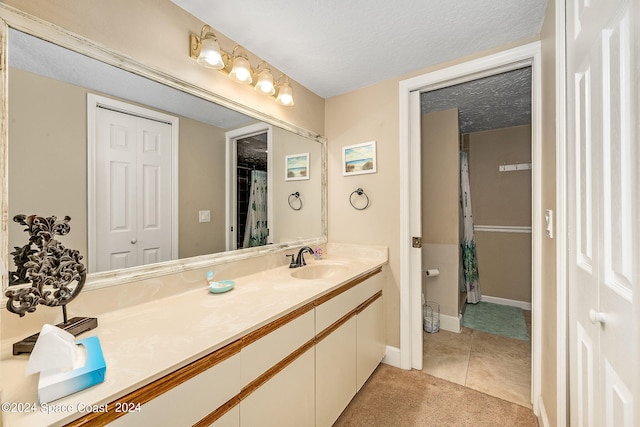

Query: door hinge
[412,236,422,248]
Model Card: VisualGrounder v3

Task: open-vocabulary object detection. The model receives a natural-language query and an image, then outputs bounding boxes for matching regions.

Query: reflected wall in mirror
[7,28,324,280]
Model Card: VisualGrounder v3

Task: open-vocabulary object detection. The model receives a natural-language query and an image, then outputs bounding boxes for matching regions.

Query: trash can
[423,301,440,333]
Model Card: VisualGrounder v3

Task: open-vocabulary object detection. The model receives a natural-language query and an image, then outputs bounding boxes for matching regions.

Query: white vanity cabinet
[62,267,384,427]
[105,342,242,427]
[239,307,316,427]
[314,269,384,427]
[356,294,385,391]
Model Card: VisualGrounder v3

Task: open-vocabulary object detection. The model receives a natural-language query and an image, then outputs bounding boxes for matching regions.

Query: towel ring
[288,192,303,211]
[349,188,370,210]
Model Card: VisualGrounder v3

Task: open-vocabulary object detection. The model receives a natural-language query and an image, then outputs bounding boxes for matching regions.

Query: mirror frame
[0,5,327,293]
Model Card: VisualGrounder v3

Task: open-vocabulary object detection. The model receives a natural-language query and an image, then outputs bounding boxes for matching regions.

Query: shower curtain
[460,152,481,304]
[243,170,268,248]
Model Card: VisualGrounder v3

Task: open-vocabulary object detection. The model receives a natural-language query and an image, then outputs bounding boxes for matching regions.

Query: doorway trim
[225,123,273,251]
[398,41,543,412]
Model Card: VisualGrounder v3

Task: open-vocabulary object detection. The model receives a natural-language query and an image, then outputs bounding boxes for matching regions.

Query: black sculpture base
[13,317,98,356]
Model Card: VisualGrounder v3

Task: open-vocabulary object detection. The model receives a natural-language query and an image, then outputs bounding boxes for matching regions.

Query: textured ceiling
[421,67,532,134]
[171,0,547,98]
[237,133,268,170]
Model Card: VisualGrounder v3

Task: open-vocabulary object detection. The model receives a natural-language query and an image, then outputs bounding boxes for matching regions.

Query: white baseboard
[439,313,461,333]
[382,345,401,368]
[536,394,550,427]
[481,295,532,311]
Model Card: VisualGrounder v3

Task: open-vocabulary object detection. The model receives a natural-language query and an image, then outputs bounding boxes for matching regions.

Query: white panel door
[567,0,638,426]
[136,120,173,266]
[94,107,173,272]
[95,108,138,272]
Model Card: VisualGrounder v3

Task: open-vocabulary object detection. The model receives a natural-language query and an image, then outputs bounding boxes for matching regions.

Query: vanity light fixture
[189,25,294,106]
[193,25,225,69]
[275,76,295,106]
[254,62,276,96]
[228,46,253,84]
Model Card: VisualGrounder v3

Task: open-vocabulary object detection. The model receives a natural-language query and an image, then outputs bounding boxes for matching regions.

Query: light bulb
[254,68,275,95]
[276,80,294,106]
[229,56,252,84]
[196,31,225,69]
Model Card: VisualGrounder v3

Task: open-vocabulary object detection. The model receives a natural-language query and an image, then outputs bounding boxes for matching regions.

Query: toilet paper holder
[424,268,440,277]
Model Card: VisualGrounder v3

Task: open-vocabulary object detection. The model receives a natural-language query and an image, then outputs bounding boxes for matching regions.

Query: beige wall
[0,0,325,136]
[469,125,532,227]
[178,118,227,258]
[474,232,532,302]
[8,68,229,266]
[271,127,323,242]
[468,125,532,303]
[421,109,460,318]
[326,36,539,348]
[540,0,559,424]
[8,68,87,261]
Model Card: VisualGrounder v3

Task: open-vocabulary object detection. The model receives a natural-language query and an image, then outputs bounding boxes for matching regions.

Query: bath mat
[462,301,529,340]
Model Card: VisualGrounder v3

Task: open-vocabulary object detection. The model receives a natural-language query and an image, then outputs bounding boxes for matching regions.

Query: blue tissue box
[38,336,107,404]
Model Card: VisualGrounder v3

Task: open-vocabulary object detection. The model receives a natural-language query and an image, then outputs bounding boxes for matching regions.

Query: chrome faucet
[286,246,315,268]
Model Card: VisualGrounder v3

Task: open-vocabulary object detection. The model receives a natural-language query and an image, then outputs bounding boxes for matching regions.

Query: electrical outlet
[199,210,211,223]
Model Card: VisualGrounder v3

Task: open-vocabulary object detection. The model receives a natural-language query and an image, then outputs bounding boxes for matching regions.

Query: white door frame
[87,94,179,272]
[398,42,544,412]
[225,123,273,251]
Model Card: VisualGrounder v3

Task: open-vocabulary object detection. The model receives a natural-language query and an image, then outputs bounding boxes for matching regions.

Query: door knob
[589,309,606,324]
[130,239,137,244]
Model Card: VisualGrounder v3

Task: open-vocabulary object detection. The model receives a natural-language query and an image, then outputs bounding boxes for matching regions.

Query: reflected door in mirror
[90,97,177,272]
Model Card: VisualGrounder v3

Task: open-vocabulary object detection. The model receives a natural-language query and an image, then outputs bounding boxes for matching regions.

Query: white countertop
[1,247,387,427]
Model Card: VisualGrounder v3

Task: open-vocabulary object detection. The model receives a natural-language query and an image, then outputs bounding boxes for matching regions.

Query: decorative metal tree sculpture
[6,214,97,355]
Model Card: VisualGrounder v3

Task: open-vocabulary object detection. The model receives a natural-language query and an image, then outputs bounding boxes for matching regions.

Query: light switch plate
[199,210,211,223]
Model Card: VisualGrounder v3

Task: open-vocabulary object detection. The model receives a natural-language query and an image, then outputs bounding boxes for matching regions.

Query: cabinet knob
[131,239,137,245]
[589,309,606,325]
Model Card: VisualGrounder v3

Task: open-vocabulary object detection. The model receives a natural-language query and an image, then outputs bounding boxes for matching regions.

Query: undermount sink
[290,263,349,280]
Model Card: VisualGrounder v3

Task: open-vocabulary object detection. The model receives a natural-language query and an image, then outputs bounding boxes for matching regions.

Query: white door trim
[398,41,543,413]
[87,94,179,273]
[554,1,568,425]
[225,123,273,251]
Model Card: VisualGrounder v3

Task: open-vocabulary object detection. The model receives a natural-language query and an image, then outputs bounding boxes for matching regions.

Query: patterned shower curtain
[460,152,481,304]
[243,170,268,248]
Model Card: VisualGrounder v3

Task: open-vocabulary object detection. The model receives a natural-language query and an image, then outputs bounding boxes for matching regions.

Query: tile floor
[422,310,532,408]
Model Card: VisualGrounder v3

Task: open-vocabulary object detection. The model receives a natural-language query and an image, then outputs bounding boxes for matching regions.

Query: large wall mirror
[2,17,326,293]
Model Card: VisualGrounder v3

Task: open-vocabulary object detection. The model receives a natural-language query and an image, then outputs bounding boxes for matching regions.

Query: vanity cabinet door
[315,316,357,427]
[356,295,384,391]
[240,347,315,427]
[108,353,241,427]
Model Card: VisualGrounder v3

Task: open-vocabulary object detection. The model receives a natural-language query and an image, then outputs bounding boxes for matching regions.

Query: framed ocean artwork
[343,141,377,176]
[285,153,310,181]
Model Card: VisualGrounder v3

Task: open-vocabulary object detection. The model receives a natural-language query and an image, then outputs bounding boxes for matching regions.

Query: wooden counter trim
[238,338,315,401]
[315,308,358,344]
[65,339,242,427]
[193,395,240,427]
[313,267,382,307]
[356,290,382,314]
[241,301,315,347]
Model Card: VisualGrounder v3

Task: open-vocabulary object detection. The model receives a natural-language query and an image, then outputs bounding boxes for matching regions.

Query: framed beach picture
[285,153,310,181]
[343,141,377,176]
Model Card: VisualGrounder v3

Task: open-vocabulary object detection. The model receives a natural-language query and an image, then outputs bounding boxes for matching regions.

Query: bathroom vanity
[0,245,387,426]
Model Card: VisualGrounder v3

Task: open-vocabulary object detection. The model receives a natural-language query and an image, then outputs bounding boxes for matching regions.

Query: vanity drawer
[109,351,241,427]
[240,305,315,387]
[315,269,382,333]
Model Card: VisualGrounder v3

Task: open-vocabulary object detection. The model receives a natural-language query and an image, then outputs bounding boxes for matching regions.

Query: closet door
[92,105,173,272]
[566,0,638,425]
